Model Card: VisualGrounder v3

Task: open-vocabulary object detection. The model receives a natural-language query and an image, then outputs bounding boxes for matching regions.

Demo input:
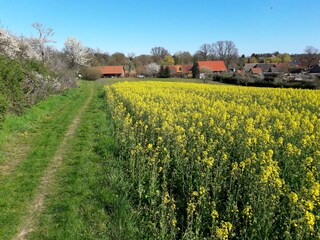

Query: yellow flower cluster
[105,82,320,239]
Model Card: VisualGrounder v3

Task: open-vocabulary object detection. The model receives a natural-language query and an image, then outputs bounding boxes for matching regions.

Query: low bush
[80,67,101,80]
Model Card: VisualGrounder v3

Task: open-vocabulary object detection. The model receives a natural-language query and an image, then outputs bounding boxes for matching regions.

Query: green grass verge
[29,82,138,239]
[0,86,82,161]
[0,82,90,239]
[97,77,226,85]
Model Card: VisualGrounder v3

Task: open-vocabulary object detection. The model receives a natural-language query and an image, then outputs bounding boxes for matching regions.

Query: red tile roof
[181,64,193,74]
[198,61,227,72]
[250,67,262,74]
[167,65,182,73]
[96,66,124,74]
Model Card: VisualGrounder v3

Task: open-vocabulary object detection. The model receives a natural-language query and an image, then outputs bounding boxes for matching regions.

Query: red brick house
[96,66,125,78]
[198,61,227,72]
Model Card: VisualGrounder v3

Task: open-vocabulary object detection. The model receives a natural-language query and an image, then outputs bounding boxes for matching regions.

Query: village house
[198,61,227,72]
[165,64,193,78]
[249,67,262,75]
[310,63,320,73]
[180,65,193,77]
[243,63,257,72]
[96,66,125,78]
[167,65,182,77]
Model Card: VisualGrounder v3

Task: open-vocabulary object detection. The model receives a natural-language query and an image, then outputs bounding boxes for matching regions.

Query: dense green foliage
[0,55,58,125]
[80,66,101,80]
[0,94,7,125]
[0,56,25,114]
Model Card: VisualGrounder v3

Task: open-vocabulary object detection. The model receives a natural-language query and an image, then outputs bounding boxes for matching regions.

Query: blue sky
[0,0,319,56]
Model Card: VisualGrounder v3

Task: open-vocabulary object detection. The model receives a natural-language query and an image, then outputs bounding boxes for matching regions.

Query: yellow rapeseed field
[105,82,320,239]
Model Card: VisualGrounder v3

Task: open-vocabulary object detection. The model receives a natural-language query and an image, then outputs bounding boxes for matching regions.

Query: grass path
[14,84,94,239]
[0,82,90,239]
[0,81,137,239]
[0,91,80,176]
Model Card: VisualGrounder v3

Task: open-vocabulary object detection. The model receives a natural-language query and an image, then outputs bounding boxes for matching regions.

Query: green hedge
[0,94,7,125]
[0,56,26,114]
[0,55,54,125]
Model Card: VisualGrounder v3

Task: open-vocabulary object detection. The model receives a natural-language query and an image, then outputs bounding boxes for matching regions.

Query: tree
[164,66,171,78]
[17,36,41,60]
[0,28,20,58]
[304,46,319,70]
[89,50,110,66]
[192,61,200,78]
[212,40,238,66]
[150,46,168,58]
[158,65,165,78]
[150,46,169,64]
[145,63,160,77]
[109,52,127,66]
[127,52,135,61]
[162,54,174,65]
[238,54,246,68]
[173,51,193,65]
[200,67,213,83]
[80,67,101,80]
[31,22,55,63]
[281,53,291,63]
[249,56,258,63]
[0,27,41,60]
[198,43,213,60]
[134,54,152,68]
[63,37,90,70]
[270,56,282,63]
[158,65,171,78]
[126,52,136,75]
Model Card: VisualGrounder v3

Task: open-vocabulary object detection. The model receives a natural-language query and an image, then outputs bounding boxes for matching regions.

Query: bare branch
[32,22,55,62]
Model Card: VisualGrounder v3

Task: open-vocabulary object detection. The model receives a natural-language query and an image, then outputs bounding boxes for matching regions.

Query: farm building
[197,61,227,72]
[96,66,125,78]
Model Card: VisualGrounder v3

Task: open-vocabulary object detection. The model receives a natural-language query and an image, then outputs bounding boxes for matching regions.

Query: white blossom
[17,37,41,60]
[63,37,90,69]
[0,28,20,58]
[145,63,160,77]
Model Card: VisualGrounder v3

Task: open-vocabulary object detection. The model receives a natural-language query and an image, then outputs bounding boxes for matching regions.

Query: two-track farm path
[0,81,100,239]
[0,80,136,240]
[13,84,93,240]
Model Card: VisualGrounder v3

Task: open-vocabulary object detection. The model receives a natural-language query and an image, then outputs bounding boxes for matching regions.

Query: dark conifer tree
[164,66,171,78]
[192,61,200,78]
[158,65,165,78]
